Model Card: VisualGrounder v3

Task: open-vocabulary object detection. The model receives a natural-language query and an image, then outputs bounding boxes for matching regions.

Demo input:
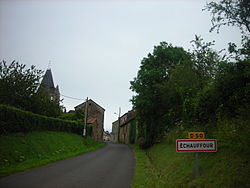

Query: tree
[0,60,62,117]
[0,60,43,110]
[59,109,85,122]
[130,42,191,148]
[204,0,250,34]
[205,0,250,60]
[195,60,250,124]
[31,91,62,117]
[190,35,223,84]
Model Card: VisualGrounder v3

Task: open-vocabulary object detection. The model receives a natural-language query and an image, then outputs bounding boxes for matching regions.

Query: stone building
[39,68,60,102]
[75,99,105,142]
[111,120,119,142]
[112,110,136,144]
[103,131,111,141]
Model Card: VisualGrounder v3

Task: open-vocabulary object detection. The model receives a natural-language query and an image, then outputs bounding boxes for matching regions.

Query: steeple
[39,68,60,102]
[41,69,55,92]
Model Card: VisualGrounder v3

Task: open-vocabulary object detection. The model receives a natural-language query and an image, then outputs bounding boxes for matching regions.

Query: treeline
[130,0,250,148]
[0,61,61,117]
[0,60,88,135]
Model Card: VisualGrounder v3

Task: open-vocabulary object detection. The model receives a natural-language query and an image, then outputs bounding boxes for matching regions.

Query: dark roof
[120,110,136,127]
[75,99,105,111]
[40,69,55,92]
[68,110,75,114]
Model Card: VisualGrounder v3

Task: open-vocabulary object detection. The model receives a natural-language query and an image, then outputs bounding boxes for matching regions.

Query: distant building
[103,131,111,141]
[39,68,60,102]
[75,99,105,142]
[111,110,136,144]
[68,110,75,114]
[111,120,119,142]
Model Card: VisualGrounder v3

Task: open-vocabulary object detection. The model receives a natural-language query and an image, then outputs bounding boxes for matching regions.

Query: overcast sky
[0,0,242,132]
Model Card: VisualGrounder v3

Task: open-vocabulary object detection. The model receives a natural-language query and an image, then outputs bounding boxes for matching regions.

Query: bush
[0,104,86,135]
[129,120,136,144]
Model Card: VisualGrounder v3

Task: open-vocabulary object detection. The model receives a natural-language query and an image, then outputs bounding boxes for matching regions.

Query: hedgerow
[0,104,92,136]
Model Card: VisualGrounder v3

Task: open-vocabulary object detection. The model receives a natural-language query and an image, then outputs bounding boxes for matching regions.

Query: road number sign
[176,139,217,152]
[188,132,205,139]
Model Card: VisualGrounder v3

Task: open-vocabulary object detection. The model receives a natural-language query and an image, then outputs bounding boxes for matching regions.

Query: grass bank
[0,131,105,177]
[132,143,250,188]
[132,118,250,188]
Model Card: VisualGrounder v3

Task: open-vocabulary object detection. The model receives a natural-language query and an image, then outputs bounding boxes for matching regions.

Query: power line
[61,94,85,101]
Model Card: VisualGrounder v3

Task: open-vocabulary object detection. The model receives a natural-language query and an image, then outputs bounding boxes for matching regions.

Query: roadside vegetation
[132,115,250,188]
[131,0,250,187]
[0,61,100,177]
[0,131,105,177]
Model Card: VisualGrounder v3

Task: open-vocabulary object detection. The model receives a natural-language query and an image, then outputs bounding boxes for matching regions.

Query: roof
[120,110,136,127]
[112,110,136,127]
[41,69,55,89]
[87,117,97,124]
[75,99,105,111]
[68,110,75,114]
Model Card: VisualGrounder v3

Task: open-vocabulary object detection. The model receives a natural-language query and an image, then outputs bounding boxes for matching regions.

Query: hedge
[0,104,92,136]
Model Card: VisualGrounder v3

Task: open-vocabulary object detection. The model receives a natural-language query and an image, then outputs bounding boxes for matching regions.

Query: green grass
[0,131,105,177]
[131,145,159,188]
[132,143,250,188]
[131,117,250,188]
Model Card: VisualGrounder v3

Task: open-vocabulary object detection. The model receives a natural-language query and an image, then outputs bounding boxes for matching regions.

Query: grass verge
[132,143,250,188]
[131,117,250,188]
[0,131,105,177]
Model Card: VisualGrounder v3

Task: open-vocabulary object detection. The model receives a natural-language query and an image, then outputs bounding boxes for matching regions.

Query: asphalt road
[0,143,135,188]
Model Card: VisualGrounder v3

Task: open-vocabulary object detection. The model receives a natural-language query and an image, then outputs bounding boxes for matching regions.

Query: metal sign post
[194,152,200,177]
[176,139,217,177]
[83,97,88,137]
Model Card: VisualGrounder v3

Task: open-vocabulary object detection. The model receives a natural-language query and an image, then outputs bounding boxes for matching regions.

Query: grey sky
[0,0,242,132]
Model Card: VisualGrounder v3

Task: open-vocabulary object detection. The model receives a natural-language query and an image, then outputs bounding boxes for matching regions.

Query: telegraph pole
[117,107,121,142]
[83,97,88,137]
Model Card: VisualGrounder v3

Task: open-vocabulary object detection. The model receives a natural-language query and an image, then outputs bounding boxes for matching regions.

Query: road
[0,143,135,188]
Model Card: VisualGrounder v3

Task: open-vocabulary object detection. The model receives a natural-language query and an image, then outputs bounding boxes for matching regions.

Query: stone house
[112,110,136,144]
[103,131,111,141]
[111,120,119,142]
[75,99,105,142]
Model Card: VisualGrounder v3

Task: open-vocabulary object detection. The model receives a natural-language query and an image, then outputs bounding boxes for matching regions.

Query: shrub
[129,120,137,144]
[0,104,85,135]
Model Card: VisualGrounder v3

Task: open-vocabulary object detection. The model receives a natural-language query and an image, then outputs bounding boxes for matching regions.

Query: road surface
[0,143,135,188]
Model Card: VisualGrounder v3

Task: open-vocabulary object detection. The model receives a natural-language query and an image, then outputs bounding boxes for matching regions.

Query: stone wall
[75,99,105,142]
[111,120,119,142]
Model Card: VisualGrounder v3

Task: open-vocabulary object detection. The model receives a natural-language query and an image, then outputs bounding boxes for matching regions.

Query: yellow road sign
[188,132,205,139]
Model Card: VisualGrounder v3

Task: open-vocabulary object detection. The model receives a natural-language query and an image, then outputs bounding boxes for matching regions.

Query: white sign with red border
[176,139,217,152]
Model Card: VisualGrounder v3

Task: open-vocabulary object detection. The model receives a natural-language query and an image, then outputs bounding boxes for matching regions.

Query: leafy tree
[204,0,250,34]
[195,60,250,124]
[0,60,43,110]
[205,0,250,60]
[130,42,191,148]
[0,60,62,117]
[166,63,202,127]
[190,35,223,84]
[59,109,85,122]
[31,91,61,117]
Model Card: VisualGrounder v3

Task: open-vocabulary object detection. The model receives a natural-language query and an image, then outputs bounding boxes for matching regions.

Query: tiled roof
[75,99,105,111]
[87,117,97,124]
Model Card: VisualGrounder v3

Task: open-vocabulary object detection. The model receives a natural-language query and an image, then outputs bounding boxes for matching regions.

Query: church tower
[40,68,60,102]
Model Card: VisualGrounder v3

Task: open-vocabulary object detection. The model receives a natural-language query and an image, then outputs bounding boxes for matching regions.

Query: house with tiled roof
[75,99,105,142]
[111,109,136,144]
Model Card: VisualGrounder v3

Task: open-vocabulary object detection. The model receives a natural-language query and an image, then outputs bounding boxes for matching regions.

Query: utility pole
[117,107,121,142]
[83,97,88,137]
